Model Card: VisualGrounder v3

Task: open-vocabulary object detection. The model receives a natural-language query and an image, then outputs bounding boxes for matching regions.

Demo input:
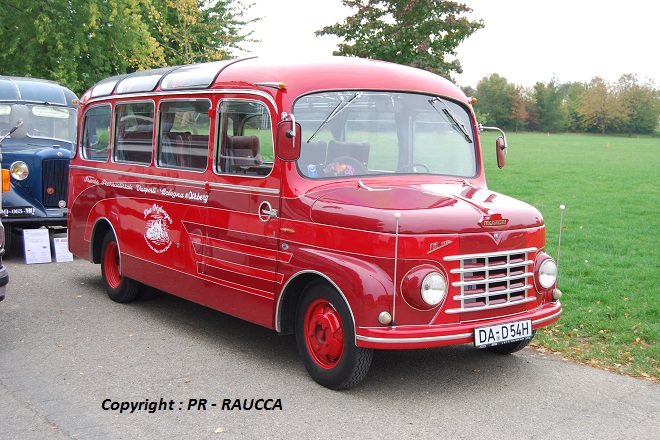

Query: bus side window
[158,100,210,171]
[81,104,111,161]
[216,100,273,176]
[114,102,154,164]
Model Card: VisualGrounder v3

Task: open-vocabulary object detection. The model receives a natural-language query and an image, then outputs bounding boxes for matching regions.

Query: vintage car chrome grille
[443,247,537,314]
[42,159,69,207]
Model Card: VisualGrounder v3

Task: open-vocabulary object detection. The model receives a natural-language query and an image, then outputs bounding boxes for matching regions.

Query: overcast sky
[237,0,659,88]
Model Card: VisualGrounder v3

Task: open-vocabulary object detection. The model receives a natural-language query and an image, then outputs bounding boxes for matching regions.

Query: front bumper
[356,301,562,349]
[2,216,67,227]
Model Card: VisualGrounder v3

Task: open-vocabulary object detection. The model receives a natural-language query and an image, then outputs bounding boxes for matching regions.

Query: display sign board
[53,236,74,262]
[23,229,52,264]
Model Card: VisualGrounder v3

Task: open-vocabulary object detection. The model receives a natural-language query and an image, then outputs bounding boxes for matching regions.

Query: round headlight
[421,272,447,306]
[10,161,29,181]
[539,259,558,289]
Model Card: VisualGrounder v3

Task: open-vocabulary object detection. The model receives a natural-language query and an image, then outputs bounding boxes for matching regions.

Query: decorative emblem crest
[144,204,172,253]
[481,213,509,227]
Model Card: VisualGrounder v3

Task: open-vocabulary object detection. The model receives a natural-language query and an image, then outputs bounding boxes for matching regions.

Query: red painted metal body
[68,57,561,355]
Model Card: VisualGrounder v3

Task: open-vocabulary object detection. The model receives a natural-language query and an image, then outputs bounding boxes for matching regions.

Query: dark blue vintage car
[0,76,78,253]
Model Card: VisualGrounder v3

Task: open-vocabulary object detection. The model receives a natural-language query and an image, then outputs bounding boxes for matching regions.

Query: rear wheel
[100,231,141,303]
[484,331,536,354]
[295,280,373,389]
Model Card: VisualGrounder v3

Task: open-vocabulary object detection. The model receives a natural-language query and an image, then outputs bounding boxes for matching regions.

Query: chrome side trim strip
[356,332,472,344]
[532,307,562,325]
[70,165,280,195]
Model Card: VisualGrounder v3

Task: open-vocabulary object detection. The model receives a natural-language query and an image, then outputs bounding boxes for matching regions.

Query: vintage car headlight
[421,272,447,306]
[401,266,448,310]
[538,258,558,289]
[10,161,29,181]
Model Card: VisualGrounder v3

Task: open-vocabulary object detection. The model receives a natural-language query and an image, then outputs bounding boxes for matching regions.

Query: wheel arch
[90,217,118,264]
[276,271,332,336]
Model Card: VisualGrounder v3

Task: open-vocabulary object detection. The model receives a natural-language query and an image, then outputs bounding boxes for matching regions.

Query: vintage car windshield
[294,91,477,179]
[0,103,77,150]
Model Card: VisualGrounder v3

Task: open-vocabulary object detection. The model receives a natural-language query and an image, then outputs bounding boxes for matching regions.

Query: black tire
[100,231,141,303]
[3,225,13,255]
[484,331,536,354]
[295,280,373,390]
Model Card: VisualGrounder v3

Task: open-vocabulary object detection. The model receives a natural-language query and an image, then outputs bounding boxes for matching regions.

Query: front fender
[277,247,393,334]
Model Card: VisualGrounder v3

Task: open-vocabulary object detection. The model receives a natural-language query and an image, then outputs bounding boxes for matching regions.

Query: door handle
[258,201,278,222]
[261,208,278,218]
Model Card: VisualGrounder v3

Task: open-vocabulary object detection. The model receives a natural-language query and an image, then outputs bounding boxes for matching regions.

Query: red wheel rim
[304,299,344,369]
[103,241,121,289]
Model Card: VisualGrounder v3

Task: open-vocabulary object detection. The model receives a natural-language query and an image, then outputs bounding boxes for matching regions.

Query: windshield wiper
[429,97,473,143]
[307,92,363,142]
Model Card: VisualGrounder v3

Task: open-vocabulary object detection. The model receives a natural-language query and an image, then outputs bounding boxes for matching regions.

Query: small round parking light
[58,200,67,208]
[378,311,392,325]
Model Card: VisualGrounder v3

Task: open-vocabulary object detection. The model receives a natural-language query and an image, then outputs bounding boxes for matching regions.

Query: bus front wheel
[295,280,373,390]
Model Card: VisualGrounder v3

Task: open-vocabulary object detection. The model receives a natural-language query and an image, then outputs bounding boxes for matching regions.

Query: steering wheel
[396,163,430,173]
[326,156,369,175]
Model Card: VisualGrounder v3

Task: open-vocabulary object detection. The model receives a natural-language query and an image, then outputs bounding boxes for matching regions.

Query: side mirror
[9,104,29,139]
[496,136,506,169]
[276,120,301,161]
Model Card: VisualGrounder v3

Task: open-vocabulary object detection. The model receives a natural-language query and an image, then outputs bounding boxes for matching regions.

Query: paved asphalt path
[1,239,658,440]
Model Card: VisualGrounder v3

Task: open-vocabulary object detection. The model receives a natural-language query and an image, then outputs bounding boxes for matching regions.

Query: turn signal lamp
[1,169,9,192]
[254,82,287,90]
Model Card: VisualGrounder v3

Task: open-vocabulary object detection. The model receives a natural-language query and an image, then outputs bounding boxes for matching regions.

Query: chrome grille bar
[443,247,537,314]
[451,272,533,287]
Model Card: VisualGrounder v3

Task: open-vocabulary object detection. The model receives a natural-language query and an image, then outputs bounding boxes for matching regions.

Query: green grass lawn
[481,132,660,381]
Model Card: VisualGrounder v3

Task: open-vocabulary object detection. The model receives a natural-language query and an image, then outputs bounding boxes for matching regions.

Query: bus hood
[309,182,544,234]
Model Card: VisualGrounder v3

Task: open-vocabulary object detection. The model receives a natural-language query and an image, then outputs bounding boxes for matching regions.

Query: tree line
[464,74,660,135]
[0,0,484,96]
[1,0,657,134]
[0,0,256,95]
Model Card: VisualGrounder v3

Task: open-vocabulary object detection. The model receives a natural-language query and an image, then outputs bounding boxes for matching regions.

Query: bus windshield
[0,77,78,150]
[24,104,77,146]
[294,91,477,179]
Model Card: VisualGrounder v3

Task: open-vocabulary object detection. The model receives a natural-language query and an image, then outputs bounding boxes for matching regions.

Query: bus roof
[0,76,78,107]
[84,57,467,104]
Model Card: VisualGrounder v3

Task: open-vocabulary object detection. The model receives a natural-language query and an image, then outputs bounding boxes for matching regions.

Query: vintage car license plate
[474,319,533,348]
[2,206,36,216]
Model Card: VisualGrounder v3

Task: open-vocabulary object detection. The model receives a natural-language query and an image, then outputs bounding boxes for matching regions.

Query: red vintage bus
[68,57,562,389]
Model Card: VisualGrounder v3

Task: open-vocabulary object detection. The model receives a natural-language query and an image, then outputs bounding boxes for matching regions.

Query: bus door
[200,97,281,325]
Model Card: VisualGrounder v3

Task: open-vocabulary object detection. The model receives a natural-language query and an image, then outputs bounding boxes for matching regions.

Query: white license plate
[474,319,533,348]
[2,206,36,216]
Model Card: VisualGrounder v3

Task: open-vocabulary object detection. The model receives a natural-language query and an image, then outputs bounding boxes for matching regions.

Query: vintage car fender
[275,246,393,336]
